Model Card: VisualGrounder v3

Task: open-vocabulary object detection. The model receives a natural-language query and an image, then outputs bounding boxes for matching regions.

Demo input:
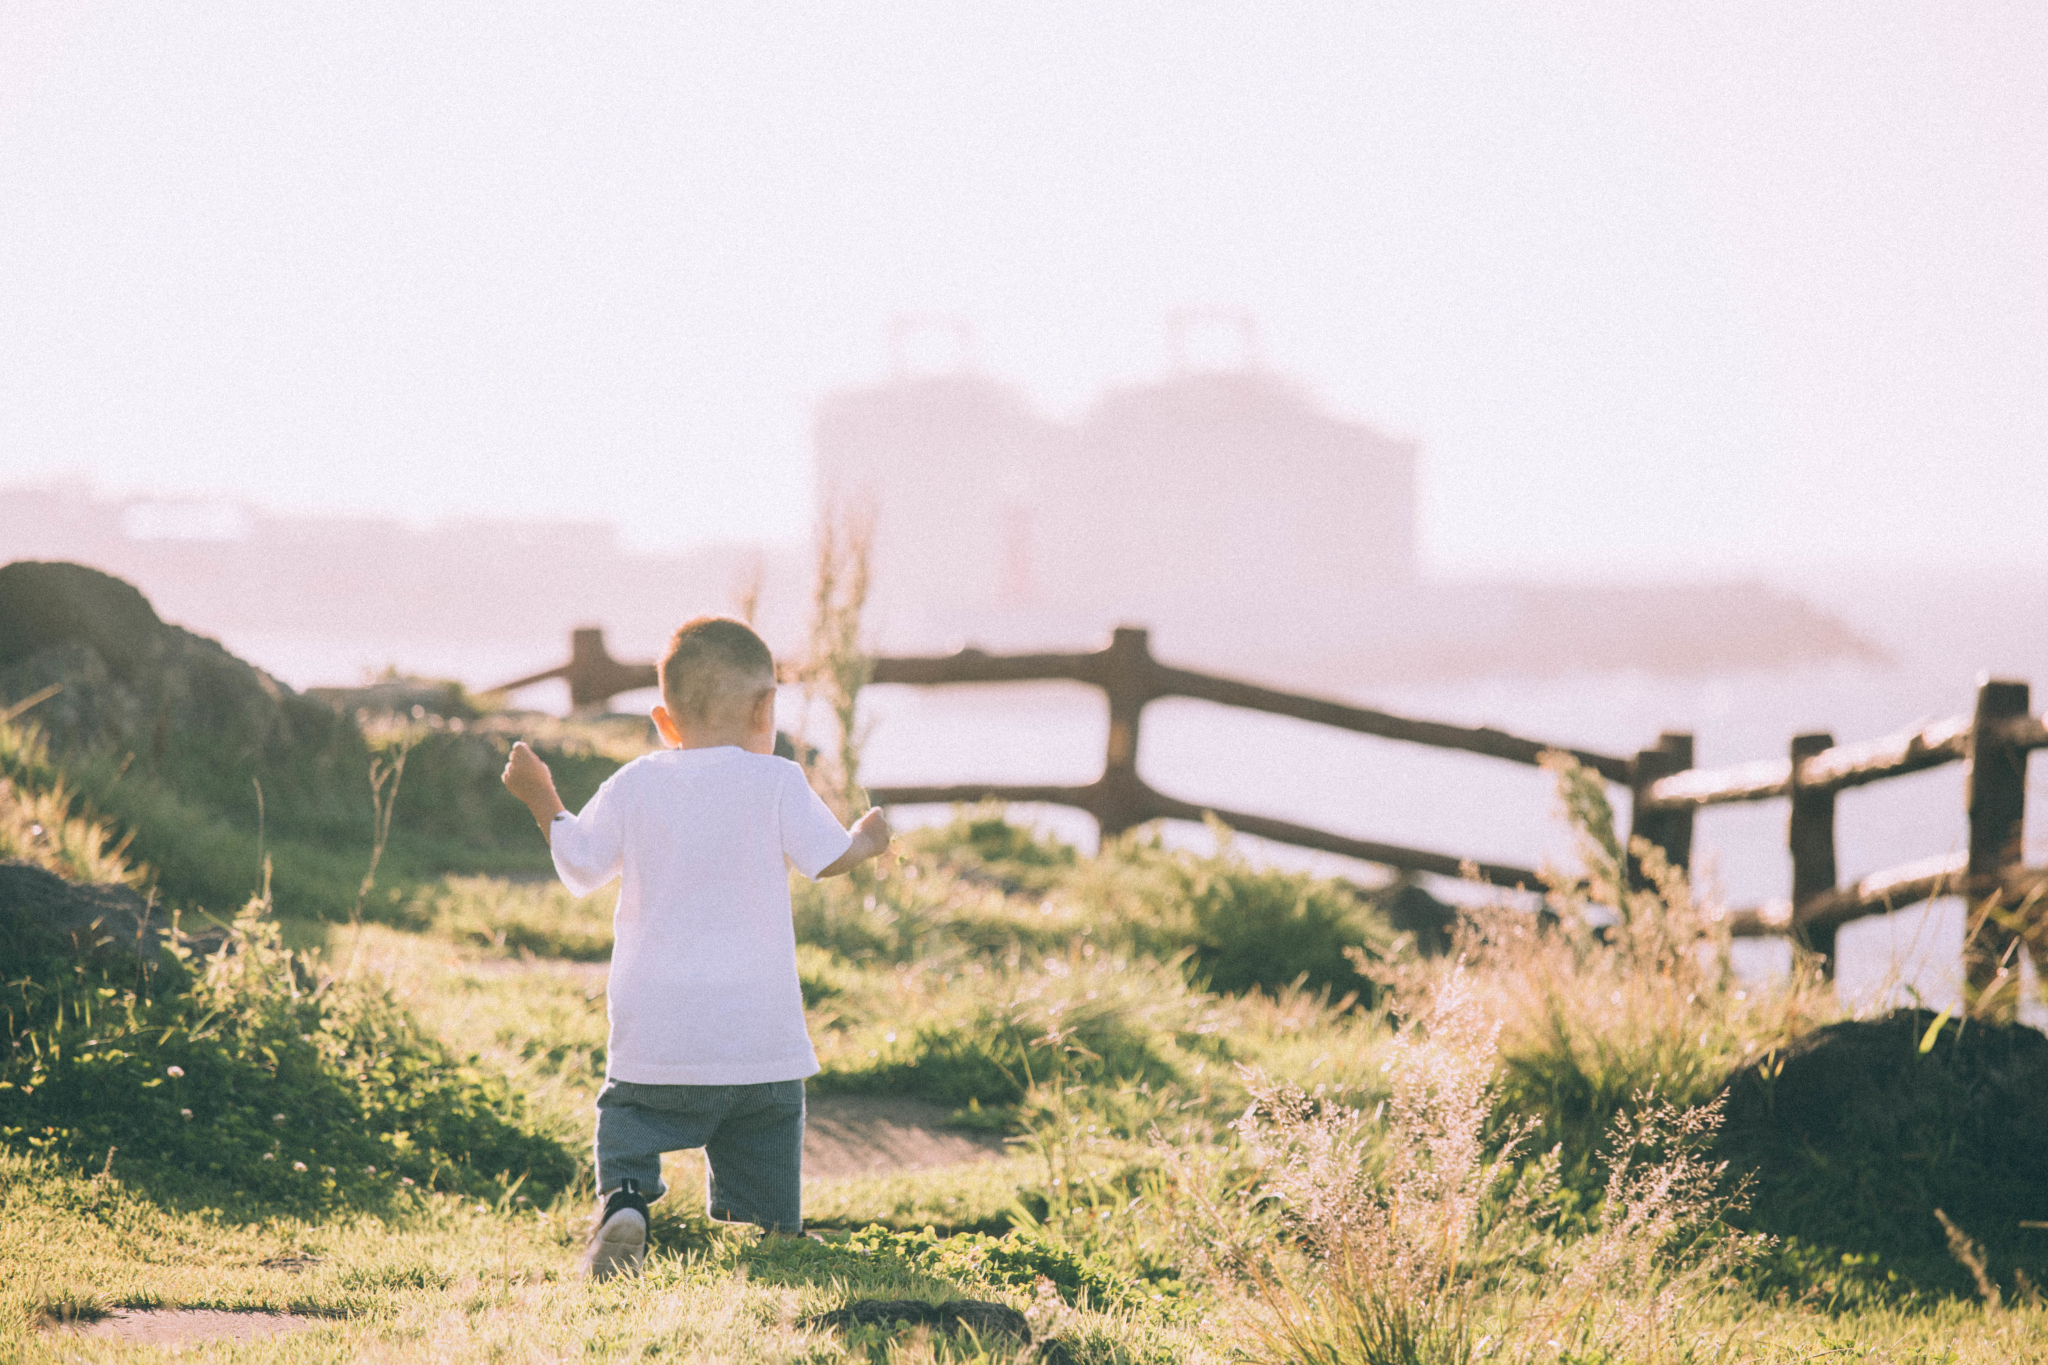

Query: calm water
[225,567,2047,1015]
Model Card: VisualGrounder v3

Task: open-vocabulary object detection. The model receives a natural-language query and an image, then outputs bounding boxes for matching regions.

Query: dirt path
[803,1095,1009,1179]
[51,1309,319,1346]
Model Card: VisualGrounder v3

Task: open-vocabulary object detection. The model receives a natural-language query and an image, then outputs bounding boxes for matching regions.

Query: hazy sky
[4,3,2044,576]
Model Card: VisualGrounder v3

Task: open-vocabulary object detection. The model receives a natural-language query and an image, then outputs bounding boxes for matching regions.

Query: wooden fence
[496,628,658,711]
[498,625,2047,980]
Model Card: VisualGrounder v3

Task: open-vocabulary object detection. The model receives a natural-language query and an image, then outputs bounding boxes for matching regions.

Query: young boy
[500,616,891,1279]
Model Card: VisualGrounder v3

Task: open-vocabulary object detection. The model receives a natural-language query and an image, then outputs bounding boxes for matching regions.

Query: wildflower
[180,1108,192,1121]
[293,1161,308,1172]
[262,1152,276,1162]
[365,1166,377,1175]
[166,1065,184,1078]
[272,1113,286,1124]
[401,1177,415,1187]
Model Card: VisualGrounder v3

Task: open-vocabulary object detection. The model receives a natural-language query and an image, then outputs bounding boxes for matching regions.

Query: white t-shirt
[548,746,853,1086]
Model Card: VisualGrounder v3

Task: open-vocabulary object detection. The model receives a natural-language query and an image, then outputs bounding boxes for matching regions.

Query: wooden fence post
[566,628,659,711]
[1788,731,1840,975]
[1094,627,1159,837]
[1628,731,1695,888]
[1964,678,2031,1013]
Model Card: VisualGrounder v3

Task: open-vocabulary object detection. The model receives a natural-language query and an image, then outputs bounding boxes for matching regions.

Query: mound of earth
[0,561,364,815]
[0,563,622,909]
[1715,1009,2048,1294]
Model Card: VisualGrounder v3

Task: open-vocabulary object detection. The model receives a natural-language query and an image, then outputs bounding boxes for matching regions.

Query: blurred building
[2,353,1878,692]
[813,361,1417,649]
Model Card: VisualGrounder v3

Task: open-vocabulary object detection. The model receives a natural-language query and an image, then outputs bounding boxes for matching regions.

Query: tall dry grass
[795,490,877,821]
[1146,754,1812,1364]
[1437,755,1835,1184]
[0,712,140,887]
[1164,969,1762,1365]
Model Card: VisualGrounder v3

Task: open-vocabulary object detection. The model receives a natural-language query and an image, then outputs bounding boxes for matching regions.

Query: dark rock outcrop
[0,561,364,818]
[1715,1009,2048,1292]
[0,860,222,980]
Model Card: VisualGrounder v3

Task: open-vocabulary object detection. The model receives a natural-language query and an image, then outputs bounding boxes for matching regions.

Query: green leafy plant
[1,898,576,1211]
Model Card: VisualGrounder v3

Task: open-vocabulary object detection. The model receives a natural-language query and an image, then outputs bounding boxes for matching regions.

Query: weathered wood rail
[1632,677,2047,986]
[864,627,1625,890]
[499,626,2046,981]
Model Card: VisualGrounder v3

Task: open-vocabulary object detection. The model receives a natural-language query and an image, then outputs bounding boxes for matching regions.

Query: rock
[304,677,476,721]
[0,561,164,678]
[0,860,222,969]
[1714,1009,2048,1282]
[0,561,363,813]
[1718,1009,2048,1162]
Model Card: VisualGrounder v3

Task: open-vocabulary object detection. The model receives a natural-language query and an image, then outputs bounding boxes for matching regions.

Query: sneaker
[583,1179,649,1281]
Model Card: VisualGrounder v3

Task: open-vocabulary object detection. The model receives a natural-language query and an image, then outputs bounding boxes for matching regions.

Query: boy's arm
[501,741,567,841]
[814,807,893,878]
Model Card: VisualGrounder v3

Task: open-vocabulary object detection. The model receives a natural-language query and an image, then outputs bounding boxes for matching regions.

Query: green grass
[0,1149,1193,1362]
[14,708,2048,1361]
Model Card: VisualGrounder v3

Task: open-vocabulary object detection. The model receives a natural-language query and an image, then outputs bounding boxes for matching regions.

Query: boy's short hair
[658,616,776,721]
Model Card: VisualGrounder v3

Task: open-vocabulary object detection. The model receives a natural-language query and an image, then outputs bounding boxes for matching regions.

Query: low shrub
[1,900,577,1211]
[0,717,137,886]
[1159,969,1761,1365]
[909,806,1079,895]
[1073,825,1391,1002]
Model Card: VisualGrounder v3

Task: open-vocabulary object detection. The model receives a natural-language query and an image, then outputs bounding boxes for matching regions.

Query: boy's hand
[816,806,894,878]
[851,806,894,860]
[502,741,567,832]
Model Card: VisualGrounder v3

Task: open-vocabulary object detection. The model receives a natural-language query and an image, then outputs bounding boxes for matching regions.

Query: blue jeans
[593,1078,806,1233]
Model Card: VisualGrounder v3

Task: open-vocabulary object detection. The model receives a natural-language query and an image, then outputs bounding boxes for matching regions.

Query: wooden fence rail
[864,626,1626,890]
[497,625,2046,981]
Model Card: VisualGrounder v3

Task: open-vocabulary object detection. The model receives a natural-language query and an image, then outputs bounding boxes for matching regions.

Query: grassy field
[6,702,2048,1362]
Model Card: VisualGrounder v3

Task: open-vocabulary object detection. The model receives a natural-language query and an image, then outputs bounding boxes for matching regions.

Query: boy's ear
[751,687,777,731]
[651,704,685,748]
